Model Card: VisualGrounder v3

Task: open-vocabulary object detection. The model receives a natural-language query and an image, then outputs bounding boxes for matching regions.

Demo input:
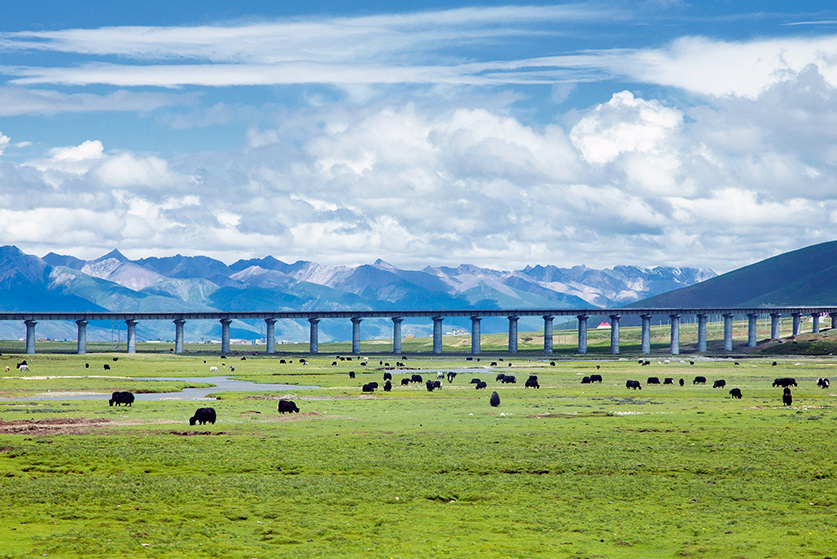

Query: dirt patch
[272,412,324,421]
[0,417,110,435]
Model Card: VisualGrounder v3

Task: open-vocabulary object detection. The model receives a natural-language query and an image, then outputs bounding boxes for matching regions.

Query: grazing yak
[362,383,376,393]
[277,399,299,413]
[16,360,27,369]
[426,379,442,392]
[679,378,685,386]
[109,391,134,406]
[349,371,355,378]
[773,377,797,388]
[400,377,410,386]
[447,371,457,383]
[713,379,726,388]
[209,366,219,372]
[383,372,392,381]
[490,391,500,407]
[581,376,591,384]
[18,364,29,372]
[626,380,642,390]
[693,376,707,385]
[501,375,516,384]
[663,378,674,385]
[475,380,487,390]
[817,378,830,389]
[647,377,661,385]
[470,378,481,384]
[190,407,216,425]
[496,373,505,381]
[411,374,423,384]
[103,364,111,371]
[590,374,603,383]
[525,376,539,389]
[729,388,742,399]
[437,372,445,379]
[383,380,392,392]
[782,387,793,406]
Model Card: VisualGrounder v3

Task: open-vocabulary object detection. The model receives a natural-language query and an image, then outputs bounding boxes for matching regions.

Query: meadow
[0,328,835,558]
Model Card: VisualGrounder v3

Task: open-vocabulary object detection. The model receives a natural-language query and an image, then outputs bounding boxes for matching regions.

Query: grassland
[0,329,835,558]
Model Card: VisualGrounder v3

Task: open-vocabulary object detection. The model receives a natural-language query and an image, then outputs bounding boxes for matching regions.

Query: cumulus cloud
[0,132,9,154]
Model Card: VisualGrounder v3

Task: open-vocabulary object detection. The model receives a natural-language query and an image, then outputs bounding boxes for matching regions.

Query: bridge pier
[696,313,707,352]
[24,319,37,354]
[610,314,620,354]
[309,318,320,354]
[723,313,733,351]
[76,319,88,355]
[432,317,443,354]
[351,317,362,355]
[174,319,185,354]
[577,314,588,355]
[747,313,758,347]
[831,312,837,330]
[265,318,276,354]
[392,317,403,354]
[792,312,801,336]
[220,318,231,354]
[640,314,651,354]
[812,313,820,333]
[126,319,138,354]
[670,314,680,355]
[770,312,781,340]
[543,315,554,354]
[508,316,519,353]
[471,316,481,355]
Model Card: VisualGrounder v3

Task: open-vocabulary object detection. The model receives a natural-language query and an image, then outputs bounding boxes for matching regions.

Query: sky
[2,1,837,273]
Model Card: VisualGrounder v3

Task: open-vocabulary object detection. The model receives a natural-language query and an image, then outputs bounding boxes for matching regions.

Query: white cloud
[0,132,9,154]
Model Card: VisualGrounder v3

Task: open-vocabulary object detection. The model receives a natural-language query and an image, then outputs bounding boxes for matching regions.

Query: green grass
[0,350,835,558]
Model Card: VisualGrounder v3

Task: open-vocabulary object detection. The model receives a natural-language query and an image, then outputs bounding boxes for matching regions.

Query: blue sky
[2,1,837,272]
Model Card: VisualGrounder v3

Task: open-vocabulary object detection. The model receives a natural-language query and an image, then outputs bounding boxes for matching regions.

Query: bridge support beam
[831,312,837,330]
[747,313,758,347]
[670,314,680,355]
[24,320,37,354]
[76,320,88,355]
[812,313,820,333]
[640,314,651,354]
[771,313,781,340]
[577,314,588,355]
[265,318,276,354]
[351,317,362,355]
[508,316,519,353]
[543,315,554,354]
[220,318,231,354]
[723,313,734,351]
[432,316,443,354]
[174,319,185,354]
[610,314,621,355]
[792,312,801,336]
[392,317,403,354]
[126,319,138,354]
[471,316,481,355]
[309,318,320,354]
[696,314,707,352]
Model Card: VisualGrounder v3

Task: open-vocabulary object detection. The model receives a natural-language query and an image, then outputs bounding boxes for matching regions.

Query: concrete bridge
[5,307,836,355]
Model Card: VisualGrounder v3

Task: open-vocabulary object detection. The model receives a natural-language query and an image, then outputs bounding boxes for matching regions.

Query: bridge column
[723,313,734,351]
[609,314,621,355]
[812,313,820,333]
[76,319,88,355]
[174,319,185,354]
[471,316,481,355]
[309,318,320,354]
[265,318,276,354]
[792,312,801,336]
[24,320,37,354]
[770,313,781,340]
[831,312,837,330]
[126,319,138,354]
[747,313,758,347]
[543,315,554,354]
[670,314,680,355]
[392,317,403,354]
[577,314,588,355]
[508,316,519,353]
[220,318,231,354]
[351,317,362,355]
[640,314,651,354]
[432,316,443,354]
[697,314,707,353]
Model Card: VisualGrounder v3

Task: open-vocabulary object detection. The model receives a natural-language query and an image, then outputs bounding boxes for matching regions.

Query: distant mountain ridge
[7,245,715,343]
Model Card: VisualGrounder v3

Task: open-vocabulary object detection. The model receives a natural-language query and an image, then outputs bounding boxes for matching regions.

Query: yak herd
[89,354,830,425]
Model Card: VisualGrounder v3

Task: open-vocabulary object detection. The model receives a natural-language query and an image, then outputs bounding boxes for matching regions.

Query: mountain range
[0,245,715,343]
